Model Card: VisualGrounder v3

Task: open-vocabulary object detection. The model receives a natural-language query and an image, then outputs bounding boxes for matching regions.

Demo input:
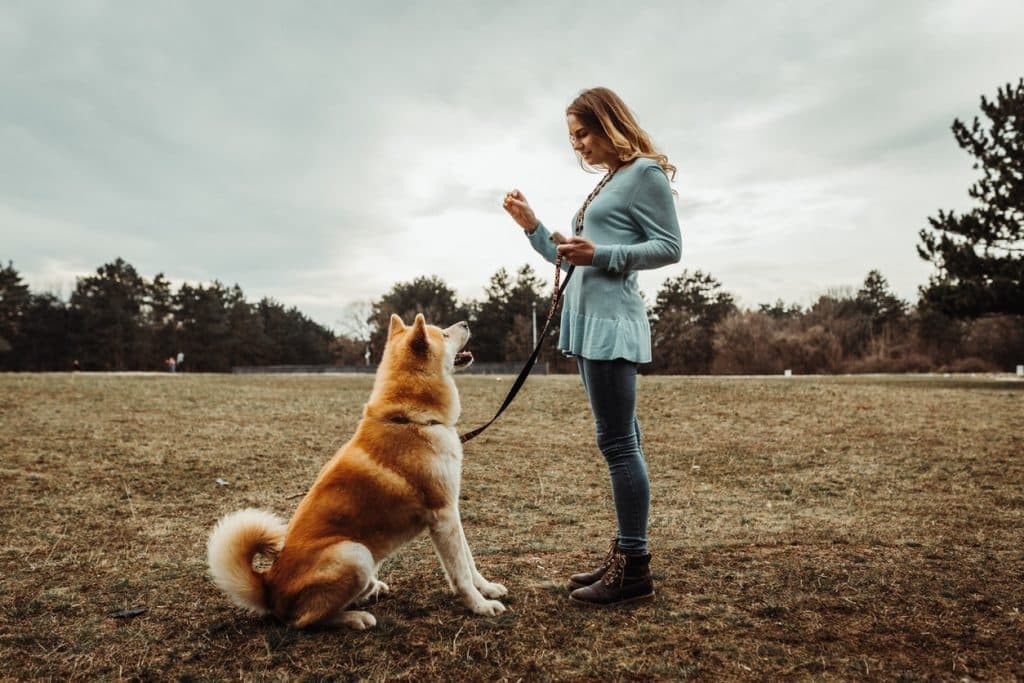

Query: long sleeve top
[525,157,682,363]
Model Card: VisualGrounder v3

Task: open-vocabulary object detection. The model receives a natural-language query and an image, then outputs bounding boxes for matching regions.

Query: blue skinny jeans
[577,357,650,555]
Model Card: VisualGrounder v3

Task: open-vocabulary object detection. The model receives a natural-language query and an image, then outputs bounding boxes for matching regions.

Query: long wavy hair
[566,87,677,183]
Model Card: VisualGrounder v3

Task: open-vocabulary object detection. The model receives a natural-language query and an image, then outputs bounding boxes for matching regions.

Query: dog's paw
[336,610,377,630]
[471,599,507,617]
[477,581,508,599]
[355,579,390,606]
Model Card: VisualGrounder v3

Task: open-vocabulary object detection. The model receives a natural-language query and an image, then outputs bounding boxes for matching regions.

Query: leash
[459,169,618,444]
[458,264,574,443]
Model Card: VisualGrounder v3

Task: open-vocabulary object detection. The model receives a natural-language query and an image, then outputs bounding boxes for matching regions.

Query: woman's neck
[606,156,637,173]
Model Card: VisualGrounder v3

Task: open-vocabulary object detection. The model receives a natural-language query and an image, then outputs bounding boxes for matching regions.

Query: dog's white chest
[425,425,464,497]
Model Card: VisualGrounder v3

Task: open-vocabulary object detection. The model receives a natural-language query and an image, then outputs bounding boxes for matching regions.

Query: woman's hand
[557,237,596,266]
[502,189,539,231]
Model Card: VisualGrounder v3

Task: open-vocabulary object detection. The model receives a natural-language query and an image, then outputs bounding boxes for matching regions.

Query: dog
[206,313,507,629]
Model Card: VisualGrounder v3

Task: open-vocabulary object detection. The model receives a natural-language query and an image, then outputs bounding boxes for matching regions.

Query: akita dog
[206,314,507,629]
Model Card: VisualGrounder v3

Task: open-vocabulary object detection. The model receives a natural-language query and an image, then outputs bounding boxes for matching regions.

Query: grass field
[0,371,1022,681]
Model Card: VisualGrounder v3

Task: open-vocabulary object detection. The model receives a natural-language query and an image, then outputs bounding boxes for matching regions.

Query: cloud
[2,0,1023,329]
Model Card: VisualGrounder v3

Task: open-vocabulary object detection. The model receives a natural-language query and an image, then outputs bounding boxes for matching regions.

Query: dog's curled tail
[207,508,287,615]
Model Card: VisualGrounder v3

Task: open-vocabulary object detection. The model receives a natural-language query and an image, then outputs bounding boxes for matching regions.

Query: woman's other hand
[502,189,539,231]
[557,237,595,266]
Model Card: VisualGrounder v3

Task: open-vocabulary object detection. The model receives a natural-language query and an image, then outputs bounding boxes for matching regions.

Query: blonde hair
[566,87,677,183]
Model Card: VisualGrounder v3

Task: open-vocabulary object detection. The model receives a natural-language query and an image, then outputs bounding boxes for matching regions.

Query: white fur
[334,610,376,629]
[422,327,507,615]
[428,506,507,616]
[425,426,464,492]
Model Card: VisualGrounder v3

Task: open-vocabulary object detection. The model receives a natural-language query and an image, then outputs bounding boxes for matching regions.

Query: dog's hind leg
[287,541,377,629]
[353,568,390,606]
[327,609,376,630]
[429,509,506,617]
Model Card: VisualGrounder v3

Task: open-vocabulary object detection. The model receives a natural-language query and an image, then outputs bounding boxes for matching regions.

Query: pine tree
[855,270,907,334]
[918,79,1024,317]
[0,261,30,361]
[649,270,736,373]
[70,258,148,370]
[368,275,467,362]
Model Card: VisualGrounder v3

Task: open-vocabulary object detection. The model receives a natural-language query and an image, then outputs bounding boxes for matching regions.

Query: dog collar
[386,414,443,427]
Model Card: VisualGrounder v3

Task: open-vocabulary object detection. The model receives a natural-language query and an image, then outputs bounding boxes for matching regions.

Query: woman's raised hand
[502,189,539,232]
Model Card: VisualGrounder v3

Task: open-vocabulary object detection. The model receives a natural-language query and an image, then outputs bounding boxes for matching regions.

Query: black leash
[459,264,574,443]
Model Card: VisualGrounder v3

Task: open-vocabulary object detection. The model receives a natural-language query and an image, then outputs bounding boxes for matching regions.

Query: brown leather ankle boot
[569,550,655,606]
[568,538,618,590]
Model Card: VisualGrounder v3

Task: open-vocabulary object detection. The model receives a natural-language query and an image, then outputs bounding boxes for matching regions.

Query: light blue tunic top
[526,158,682,363]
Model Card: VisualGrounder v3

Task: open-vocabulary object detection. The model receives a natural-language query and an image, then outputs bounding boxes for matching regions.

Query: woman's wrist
[524,221,540,235]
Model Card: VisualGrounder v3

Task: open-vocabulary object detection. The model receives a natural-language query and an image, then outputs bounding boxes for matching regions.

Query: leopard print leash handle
[547,168,618,323]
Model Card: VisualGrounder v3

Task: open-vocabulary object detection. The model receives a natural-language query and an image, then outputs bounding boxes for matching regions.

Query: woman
[503,87,681,606]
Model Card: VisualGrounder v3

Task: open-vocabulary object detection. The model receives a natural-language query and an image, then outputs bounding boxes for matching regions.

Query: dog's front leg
[456,522,508,599]
[429,509,506,616]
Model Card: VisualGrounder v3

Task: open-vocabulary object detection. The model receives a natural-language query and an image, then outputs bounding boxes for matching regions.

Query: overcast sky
[3,1,1023,331]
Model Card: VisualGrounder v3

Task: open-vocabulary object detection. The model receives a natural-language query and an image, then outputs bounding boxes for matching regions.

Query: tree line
[1,80,1021,373]
[2,256,1020,374]
[0,258,335,372]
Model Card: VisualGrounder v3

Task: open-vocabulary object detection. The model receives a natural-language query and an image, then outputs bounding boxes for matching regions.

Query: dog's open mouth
[454,350,474,368]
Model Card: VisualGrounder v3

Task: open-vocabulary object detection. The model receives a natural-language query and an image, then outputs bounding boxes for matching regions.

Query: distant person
[165,356,176,373]
[503,87,681,606]
[176,351,185,372]
[72,359,80,372]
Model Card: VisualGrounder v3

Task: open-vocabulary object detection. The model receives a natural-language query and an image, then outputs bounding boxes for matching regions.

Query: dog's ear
[409,314,429,357]
[388,314,405,339]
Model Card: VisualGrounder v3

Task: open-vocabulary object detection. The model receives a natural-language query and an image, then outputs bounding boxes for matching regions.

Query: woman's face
[567,114,617,169]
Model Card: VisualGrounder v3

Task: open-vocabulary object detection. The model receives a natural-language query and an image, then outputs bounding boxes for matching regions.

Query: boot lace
[601,552,627,588]
[595,539,617,571]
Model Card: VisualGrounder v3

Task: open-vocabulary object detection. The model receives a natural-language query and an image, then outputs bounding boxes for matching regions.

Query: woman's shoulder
[624,156,658,170]
[620,158,670,191]
[622,157,665,179]
[620,157,674,208]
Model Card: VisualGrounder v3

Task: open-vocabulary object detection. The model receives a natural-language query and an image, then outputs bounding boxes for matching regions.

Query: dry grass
[0,371,1022,681]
